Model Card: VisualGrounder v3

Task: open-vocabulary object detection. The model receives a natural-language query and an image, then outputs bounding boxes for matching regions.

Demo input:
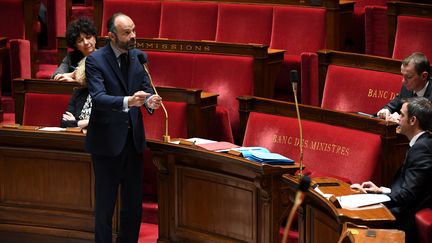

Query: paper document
[231,147,294,164]
[38,127,67,132]
[337,194,390,209]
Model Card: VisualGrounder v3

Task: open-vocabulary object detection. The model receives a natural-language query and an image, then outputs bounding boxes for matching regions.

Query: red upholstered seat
[215,3,273,45]
[145,51,194,88]
[159,1,218,41]
[192,54,254,142]
[22,93,71,126]
[392,16,432,60]
[243,112,382,183]
[101,0,161,37]
[416,208,432,243]
[270,6,326,104]
[364,5,389,57]
[142,101,188,141]
[321,65,402,114]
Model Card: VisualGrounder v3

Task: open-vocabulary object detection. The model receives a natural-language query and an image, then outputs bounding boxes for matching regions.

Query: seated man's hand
[350,183,367,193]
[377,108,391,120]
[361,181,382,193]
[146,95,162,109]
[387,112,400,123]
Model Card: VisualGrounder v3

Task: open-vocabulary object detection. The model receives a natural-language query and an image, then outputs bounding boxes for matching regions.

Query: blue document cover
[232,147,294,165]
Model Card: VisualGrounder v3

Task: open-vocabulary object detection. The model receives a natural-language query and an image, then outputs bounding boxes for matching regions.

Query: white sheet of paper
[38,127,67,132]
[337,193,390,209]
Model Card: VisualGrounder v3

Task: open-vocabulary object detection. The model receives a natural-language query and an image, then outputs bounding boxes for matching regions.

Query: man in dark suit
[85,13,162,243]
[353,97,432,242]
[377,52,431,122]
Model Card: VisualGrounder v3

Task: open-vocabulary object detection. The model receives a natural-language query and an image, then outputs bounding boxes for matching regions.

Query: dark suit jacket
[60,87,89,128]
[385,132,432,241]
[85,43,154,156]
[384,79,432,113]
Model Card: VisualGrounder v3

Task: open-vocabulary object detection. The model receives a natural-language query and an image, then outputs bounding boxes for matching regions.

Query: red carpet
[139,201,159,243]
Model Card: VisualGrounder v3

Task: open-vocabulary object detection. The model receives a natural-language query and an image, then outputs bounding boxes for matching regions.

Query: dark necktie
[413,92,418,97]
[120,53,129,84]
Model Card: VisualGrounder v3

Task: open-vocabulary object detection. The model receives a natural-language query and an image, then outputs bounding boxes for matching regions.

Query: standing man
[85,13,162,243]
[377,52,431,122]
[353,97,432,242]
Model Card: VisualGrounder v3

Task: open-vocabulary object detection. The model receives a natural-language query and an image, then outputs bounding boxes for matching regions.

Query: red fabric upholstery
[416,208,432,243]
[321,65,402,114]
[0,0,25,39]
[393,16,432,60]
[215,3,273,45]
[365,5,389,57]
[145,51,194,88]
[44,0,66,49]
[243,112,382,183]
[35,64,57,79]
[22,93,71,126]
[101,0,161,37]
[270,6,326,103]
[159,1,218,41]
[300,53,319,106]
[142,101,188,140]
[192,54,254,142]
[9,39,31,83]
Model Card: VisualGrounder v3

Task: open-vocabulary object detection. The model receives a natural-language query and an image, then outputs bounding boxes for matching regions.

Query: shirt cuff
[123,97,129,112]
[380,186,391,194]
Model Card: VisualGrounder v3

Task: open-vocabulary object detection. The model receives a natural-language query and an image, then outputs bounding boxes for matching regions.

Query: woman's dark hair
[65,17,97,50]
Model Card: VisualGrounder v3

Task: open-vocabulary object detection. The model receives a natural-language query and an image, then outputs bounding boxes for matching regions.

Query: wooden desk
[148,140,300,242]
[0,127,106,243]
[340,224,405,243]
[282,175,396,243]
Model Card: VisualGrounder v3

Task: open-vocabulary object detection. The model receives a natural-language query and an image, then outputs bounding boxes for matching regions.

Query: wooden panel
[0,128,113,243]
[177,167,256,241]
[149,140,300,242]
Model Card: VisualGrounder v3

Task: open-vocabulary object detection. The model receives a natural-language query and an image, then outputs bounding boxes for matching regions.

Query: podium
[282,175,397,243]
[148,140,300,242]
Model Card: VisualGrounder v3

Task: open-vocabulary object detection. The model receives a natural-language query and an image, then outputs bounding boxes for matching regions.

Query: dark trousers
[92,132,143,243]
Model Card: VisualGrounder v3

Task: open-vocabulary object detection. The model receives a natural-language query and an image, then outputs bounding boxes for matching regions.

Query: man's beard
[115,36,136,50]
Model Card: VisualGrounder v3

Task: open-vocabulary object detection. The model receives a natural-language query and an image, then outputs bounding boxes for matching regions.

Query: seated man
[353,97,432,242]
[377,52,432,122]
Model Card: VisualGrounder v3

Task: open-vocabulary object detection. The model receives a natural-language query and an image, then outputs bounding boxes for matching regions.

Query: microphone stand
[292,82,303,177]
[143,64,170,142]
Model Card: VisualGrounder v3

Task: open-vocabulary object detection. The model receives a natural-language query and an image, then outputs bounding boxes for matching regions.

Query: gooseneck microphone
[138,53,170,142]
[290,70,303,177]
[281,175,311,243]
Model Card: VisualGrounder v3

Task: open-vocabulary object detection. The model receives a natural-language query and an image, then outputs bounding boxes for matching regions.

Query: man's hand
[146,95,162,109]
[128,91,150,107]
[377,108,391,120]
[387,112,400,123]
[350,181,383,193]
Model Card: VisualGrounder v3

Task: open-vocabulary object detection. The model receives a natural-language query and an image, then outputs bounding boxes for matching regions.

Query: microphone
[290,70,303,177]
[138,53,170,142]
[281,175,311,243]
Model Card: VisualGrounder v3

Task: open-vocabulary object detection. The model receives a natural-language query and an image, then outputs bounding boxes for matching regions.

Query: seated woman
[52,17,97,81]
[60,58,91,128]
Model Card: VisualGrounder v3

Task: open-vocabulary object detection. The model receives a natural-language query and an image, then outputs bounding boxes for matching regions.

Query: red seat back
[416,208,432,243]
[243,112,382,183]
[215,3,273,45]
[321,65,402,114]
[192,54,254,140]
[101,0,161,38]
[142,101,188,140]
[22,93,71,126]
[270,6,326,55]
[393,16,432,60]
[0,0,25,39]
[159,1,218,41]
